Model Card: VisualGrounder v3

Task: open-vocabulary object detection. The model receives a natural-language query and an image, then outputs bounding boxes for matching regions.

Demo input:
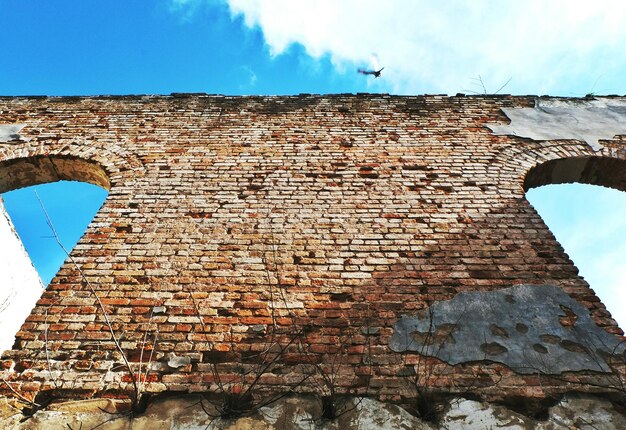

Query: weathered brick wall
[0,94,624,405]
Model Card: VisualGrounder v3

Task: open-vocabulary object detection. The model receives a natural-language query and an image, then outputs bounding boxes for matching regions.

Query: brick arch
[490,139,626,194]
[0,154,109,193]
[0,138,145,192]
[524,156,626,192]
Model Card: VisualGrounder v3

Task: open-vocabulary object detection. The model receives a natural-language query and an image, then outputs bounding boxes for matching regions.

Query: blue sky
[0,0,625,326]
[2,182,108,285]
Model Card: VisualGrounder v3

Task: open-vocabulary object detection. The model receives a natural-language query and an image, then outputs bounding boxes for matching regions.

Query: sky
[0,0,625,326]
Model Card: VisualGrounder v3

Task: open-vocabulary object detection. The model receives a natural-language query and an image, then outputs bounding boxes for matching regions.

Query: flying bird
[358,53,384,78]
[357,67,384,78]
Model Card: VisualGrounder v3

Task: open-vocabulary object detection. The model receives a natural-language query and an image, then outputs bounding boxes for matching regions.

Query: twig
[138,307,159,387]
[43,309,59,389]
[1,378,40,407]
[142,327,159,386]
[494,77,512,94]
[463,75,512,95]
[477,75,487,94]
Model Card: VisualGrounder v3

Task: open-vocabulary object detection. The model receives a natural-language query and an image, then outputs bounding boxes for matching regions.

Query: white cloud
[223,0,626,95]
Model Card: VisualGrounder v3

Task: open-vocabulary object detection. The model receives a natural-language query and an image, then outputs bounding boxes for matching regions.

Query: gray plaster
[389,284,625,374]
[0,124,25,142]
[152,306,167,315]
[166,353,191,369]
[486,98,626,151]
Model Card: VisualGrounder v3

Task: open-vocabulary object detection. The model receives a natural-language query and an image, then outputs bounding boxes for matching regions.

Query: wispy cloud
[221,0,626,95]
[169,0,227,21]
[238,65,257,91]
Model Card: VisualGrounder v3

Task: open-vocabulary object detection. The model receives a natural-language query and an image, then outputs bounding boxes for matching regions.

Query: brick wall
[0,94,624,404]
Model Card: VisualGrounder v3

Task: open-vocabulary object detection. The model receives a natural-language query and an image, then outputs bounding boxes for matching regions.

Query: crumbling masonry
[0,94,625,423]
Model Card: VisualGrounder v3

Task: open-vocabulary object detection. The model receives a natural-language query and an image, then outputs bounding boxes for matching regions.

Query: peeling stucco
[486,98,626,151]
[166,353,191,369]
[0,124,25,142]
[389,284,625,374]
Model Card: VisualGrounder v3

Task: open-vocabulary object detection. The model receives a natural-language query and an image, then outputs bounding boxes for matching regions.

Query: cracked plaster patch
[166,353,191,369]
[389,284,625,374]
[486,98,626,151]
[0,124,25,142]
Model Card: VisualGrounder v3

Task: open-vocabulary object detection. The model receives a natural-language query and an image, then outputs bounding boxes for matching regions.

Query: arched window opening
[525,156,626,329]
[0,155,109,353]
[3,181,108,284]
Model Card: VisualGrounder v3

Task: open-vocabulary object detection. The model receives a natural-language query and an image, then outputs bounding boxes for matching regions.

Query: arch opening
[0,155,109,352]
[0,154,110,194]
[525,156,626,330]
[523,156,626,193]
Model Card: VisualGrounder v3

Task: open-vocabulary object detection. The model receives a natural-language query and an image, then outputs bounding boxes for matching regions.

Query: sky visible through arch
[2,182,108,285]
[0,0,625,327]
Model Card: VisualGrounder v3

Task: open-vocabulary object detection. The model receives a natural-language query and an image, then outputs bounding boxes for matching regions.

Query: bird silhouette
[357,67,384,78]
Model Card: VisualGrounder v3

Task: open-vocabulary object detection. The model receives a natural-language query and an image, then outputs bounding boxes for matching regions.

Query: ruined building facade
[0,94,625,427]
